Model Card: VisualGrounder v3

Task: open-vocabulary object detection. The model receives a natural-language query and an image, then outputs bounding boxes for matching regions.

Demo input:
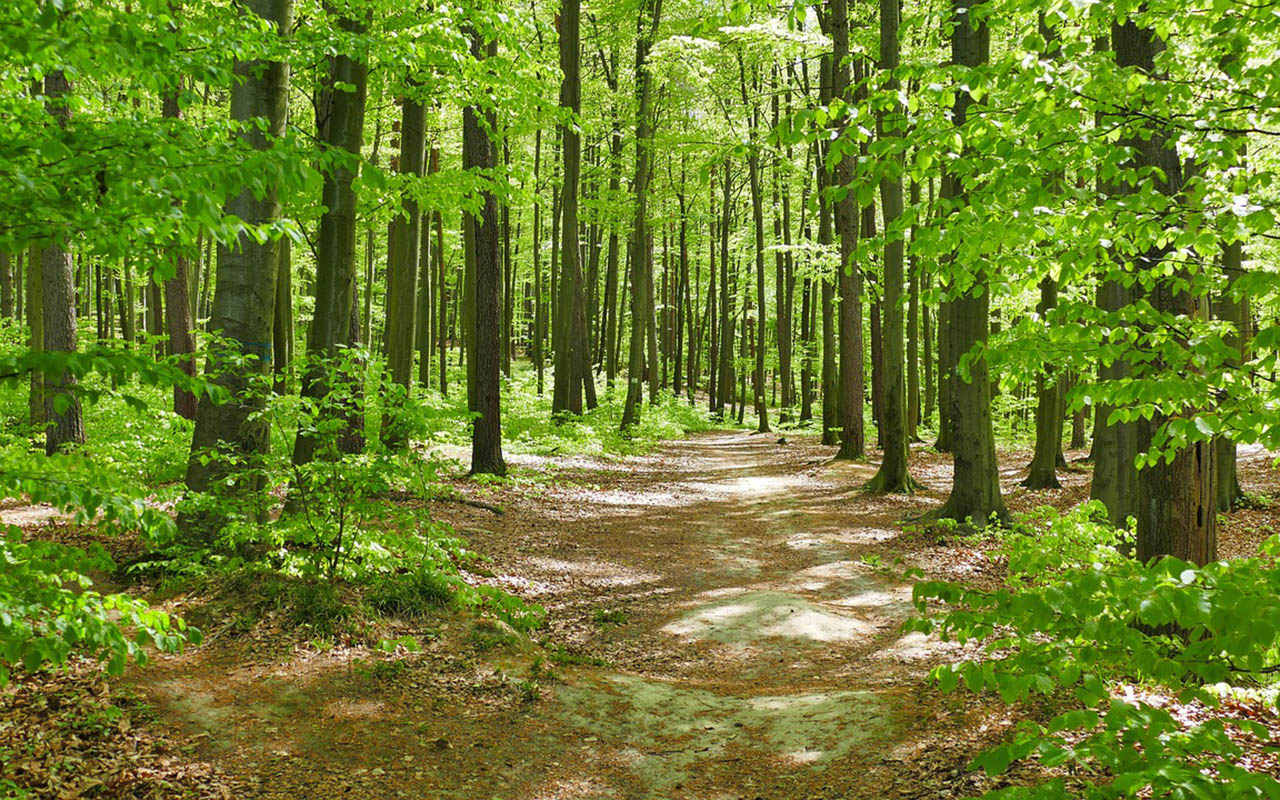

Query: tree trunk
[465,31,506,475]
[40,71,85,454]
[602,107,622,387]
[183,0,292,537]
[831,0,863,459]
[383,95,426,445]
[0,252,12,319]
[906,179,921,441]
[553,0,586,416]
[866,0,914,493]
[532,129,546,395]
[742,63,768,432]
[933,0,1006,525]
[717,160,735,420]
[1022,277,1065,489]
[620,0,664,429]
[1112,19,1215,564]
[27,245,44,428]
[294,19,367,466]
[161,72,198,423]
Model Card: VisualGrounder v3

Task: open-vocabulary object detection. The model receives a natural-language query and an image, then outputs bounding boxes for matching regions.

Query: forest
[4,0,1280,796]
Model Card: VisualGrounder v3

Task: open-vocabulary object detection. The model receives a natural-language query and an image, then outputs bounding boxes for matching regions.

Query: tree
[552,0,587,416]
[383,94,427,446]
[465,26,506,476]
[183,0,293,536]
[619,0,663,430]
[829,0,864,461]
[865,0,915,492]
[1111,18,1215,564]
[931,0,1007,525]
[40,71,85,455]
[294,7,369,467]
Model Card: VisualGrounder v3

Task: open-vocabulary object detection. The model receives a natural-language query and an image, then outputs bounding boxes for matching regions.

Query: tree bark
[1112,19,1215,563]
[183,0,291,537]
[40,71,85,454]
[465,31,506,475]
[932,0,1006,525]
[1022,277,1064,489]
[294,15,367,466]
[831,0,863,459]
[553,0,586,415]
[866,0,914,492]
[383,95,426,445]
[620,0,664,429]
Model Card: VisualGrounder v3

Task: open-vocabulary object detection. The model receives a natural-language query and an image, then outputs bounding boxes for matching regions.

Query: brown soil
[11,432,1280,799]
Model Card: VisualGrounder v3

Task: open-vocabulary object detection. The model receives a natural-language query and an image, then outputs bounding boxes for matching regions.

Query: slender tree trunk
[273,237,293,392]
[436,203,448,395]
[383,95,427,445]
[0,253,12,319]
[602,108,623,387]
[161,75,198,422]
[553,0,586,416]
[707,175,719,411]
[293,19,367,466]
[27,245,44,428]
[183,0,291,537]
[620,0,664,429]
[830,0,863,459]
[736,58,769,432]
[866,0,914,492]
[1022,276,1065,489]
[717,160,735,420]
[417,149,438,391]
[40,71,85,454]
[465,31,506,475]
[933,0,1006,525]
[532,129,546,395]
[907,180,921,441]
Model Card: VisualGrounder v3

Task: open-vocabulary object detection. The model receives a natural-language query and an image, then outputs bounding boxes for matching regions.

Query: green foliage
[908,508,1280,799]
[0,528,199,687]
[0,352,210,686]
[967,502,1134,586]
[593,608,629,626]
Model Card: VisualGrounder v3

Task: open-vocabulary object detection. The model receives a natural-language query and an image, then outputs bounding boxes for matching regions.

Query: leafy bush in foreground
[908,504,1280,799]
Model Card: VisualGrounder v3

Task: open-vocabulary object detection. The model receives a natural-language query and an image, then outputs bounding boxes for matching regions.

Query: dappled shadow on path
[127,430,1098,799]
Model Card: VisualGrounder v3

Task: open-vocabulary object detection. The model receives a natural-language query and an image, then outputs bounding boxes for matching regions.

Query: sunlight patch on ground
[323,698,388,720]
[663,591,872,644]
[875,631,961,663]
[831,588,913,611]
[556,675,890,795]
[526,557,661,588]
[576,489,685,508]
[0,503,63,527]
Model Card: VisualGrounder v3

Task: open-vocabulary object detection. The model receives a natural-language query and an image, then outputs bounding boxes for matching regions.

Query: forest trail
[132,432,1056,799]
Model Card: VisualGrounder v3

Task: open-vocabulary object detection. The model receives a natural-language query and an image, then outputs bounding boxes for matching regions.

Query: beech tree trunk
[867,0,914,493]
[1023,277,1064,489]
[553,0,586,416]
[383,95,426,445]
[183,0,292,538]
[40,71,85,455]
[465,31,506,475]
[933,0,1007,525]
[1113,19,1215,564]
[831,0,864,460]
[294,18,367,466]
[620,0,662,428]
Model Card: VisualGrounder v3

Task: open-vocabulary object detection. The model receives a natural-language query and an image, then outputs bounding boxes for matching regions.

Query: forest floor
[9,431,1280,799]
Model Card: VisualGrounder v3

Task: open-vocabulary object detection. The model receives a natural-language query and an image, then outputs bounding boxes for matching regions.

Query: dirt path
[130,432,1070,799]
